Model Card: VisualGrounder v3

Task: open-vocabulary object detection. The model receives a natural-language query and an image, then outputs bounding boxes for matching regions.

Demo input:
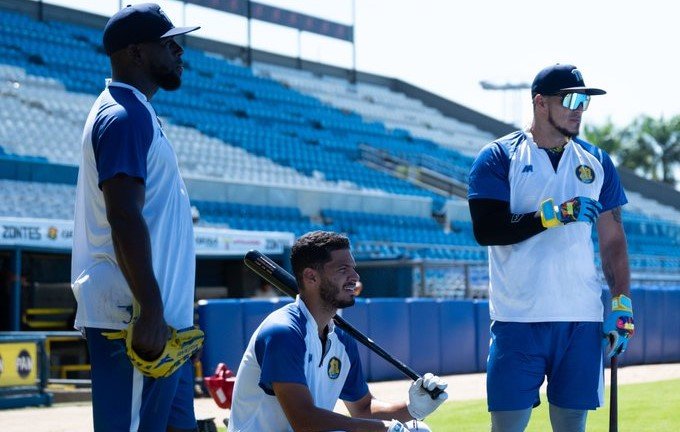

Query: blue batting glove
[603,294,635,358]
[540,196,602,228]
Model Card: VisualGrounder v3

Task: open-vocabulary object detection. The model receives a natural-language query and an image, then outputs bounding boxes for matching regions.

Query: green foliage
[583,120,624,156]
[628,115,680,184]
[427,379,680,431]
[584,115,680,187]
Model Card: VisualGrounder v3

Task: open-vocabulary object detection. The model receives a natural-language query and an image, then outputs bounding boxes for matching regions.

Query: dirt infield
[1,363,679,431]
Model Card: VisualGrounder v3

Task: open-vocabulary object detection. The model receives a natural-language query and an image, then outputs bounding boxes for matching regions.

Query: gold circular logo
[327,357,341,379]
[575,165,595,184]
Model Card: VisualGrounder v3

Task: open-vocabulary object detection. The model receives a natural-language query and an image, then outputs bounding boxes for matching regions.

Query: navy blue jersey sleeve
[337,331,369,402]
[467,142,511,201]
[91,88,154,189]
[255,322,307,395]
[597,150,628,212]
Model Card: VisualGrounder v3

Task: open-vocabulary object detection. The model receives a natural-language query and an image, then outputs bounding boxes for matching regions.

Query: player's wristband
[608,294,635,338]
[612,294,633,313]
[540,198,562,228]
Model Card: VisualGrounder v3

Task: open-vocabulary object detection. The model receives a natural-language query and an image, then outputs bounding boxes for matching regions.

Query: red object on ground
[204,363,237,409]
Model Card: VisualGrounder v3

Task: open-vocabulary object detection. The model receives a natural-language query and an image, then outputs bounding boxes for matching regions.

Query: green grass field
[216,379,680,431]
[426,379,680,431]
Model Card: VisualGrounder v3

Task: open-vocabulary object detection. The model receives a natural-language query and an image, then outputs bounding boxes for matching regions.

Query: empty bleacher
[254,63,495,155]
[0,179,75,220]
[0,8,451,205]
[0,5,678,285]
[192,200,324,236]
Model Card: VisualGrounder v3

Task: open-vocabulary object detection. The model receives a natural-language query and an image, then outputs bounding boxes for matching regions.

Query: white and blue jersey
[468,131,627,322]
[71,81,195,331]
[228,297,369,432]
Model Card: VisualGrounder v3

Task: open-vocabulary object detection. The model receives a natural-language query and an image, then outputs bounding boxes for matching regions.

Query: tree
[583,120,624,157]
[626,115,680,185]
[584,115,680,188]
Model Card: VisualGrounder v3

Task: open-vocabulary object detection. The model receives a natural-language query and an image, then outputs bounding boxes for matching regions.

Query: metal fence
[358,255,680,299]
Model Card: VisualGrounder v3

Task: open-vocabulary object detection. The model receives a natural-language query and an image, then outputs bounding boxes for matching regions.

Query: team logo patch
[327,357,341,379]
[575,165,595,184]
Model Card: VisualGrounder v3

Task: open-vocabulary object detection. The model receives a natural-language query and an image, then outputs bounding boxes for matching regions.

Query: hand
[386,420,407,432]
[603,294,635,358]
[131,309,169,361]
[540,196,602,228]
[386,419,432,432]
[103,301,203,378]
[403,420,432,432]
[407,373,449,420]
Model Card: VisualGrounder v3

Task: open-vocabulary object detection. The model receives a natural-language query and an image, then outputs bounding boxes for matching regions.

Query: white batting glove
[403,420,432,431]
[407,373,448,420]
[387,419,407,432]
[386,419,433,431]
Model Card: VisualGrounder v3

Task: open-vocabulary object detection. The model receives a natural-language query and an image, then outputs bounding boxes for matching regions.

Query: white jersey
[228,297,368,432]
[468,131,627,322]
[71,81,195,330]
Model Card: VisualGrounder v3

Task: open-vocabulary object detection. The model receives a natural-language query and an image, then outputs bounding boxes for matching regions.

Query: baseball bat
[609,355,618,432]
[244,249,443,399]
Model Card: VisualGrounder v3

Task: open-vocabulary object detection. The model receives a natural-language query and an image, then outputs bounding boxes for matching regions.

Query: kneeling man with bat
[229,231,448,431]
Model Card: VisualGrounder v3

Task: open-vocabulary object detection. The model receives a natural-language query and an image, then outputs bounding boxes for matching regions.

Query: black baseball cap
[531,64,606,97]
[103,3,200,56]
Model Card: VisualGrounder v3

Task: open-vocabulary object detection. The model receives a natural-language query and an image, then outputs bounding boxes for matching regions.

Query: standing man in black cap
[70,4,201,431]
[467,64,633,432]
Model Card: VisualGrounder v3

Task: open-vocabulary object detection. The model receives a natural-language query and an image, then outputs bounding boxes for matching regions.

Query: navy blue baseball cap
[103,3,200,55]
[531,64,606,97]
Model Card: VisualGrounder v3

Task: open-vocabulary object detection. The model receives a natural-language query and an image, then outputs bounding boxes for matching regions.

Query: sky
[40,0,680,129]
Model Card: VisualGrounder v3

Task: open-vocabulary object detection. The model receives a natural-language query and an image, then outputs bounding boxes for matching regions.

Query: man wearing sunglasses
[467,64,632,432]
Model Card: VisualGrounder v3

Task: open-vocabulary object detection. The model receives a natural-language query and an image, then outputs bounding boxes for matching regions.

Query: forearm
[276,384,393,432]
[597,208,631,298]
[110,212,163,312]
[600,234,630,298]
[358,398,411,423]
[469,198,546,246]
[287,406,388,432]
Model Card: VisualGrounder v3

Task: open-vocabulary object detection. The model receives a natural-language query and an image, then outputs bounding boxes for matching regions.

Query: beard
[319,276,355,310]
[151,65,181,91]
[548,109,579,139]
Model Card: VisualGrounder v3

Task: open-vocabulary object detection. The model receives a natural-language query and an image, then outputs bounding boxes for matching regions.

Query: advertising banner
[0,217,294,256]
[194,227,294,256]
[0,217,73,250]
[187,0,354,41]
[0,341,38,388]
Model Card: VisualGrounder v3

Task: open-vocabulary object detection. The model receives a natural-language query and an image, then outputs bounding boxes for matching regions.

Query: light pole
[479,80,531,127]
[350,0,357,84]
